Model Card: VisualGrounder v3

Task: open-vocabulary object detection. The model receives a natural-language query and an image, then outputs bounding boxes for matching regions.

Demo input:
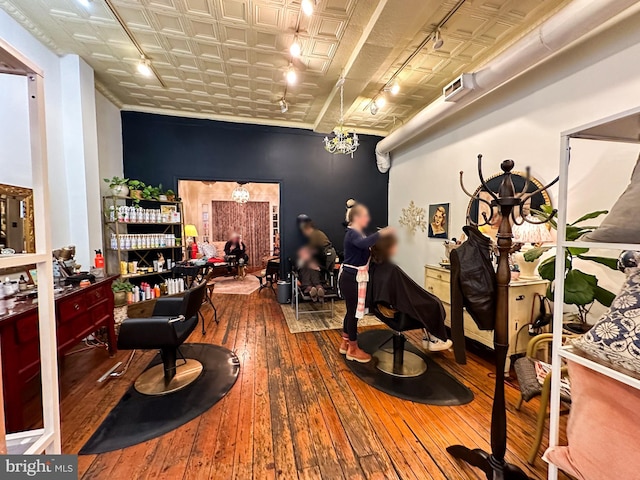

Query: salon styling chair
[372,305,427,377]
[118,282,207,396]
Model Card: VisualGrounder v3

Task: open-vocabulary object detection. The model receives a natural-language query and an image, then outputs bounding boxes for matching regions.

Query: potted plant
[142,185,161,201]
[128,180,145,200]
[165,189,176,201]
[157,184,168,201]
[104,176,129,197]
[112,279,134,306]
[525,206,617,331]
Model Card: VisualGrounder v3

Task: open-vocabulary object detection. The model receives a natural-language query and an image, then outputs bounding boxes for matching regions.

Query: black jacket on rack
[450,225,497,364]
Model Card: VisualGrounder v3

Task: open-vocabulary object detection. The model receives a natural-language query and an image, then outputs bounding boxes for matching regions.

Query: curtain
[211,201,270,266]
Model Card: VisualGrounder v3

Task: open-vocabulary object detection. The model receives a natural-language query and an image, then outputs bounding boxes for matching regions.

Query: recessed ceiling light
[286,66,297,85]
[279,98,289,113]
[290,39,302,58]
[77,0,92,7]
[137,56,152,77]
[301,0,314,16]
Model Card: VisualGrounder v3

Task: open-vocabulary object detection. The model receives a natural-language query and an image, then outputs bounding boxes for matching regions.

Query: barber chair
[372,304,427,378]
[118,282,207,396]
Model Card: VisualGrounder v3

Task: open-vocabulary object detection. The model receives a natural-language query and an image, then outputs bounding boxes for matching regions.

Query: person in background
[339,199,394,363]
[296,246,325,302]
[224,232,248,278]
[298,216,336,271]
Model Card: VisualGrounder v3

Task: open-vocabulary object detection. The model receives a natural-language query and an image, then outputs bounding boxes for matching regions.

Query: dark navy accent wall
[121,112,388,267]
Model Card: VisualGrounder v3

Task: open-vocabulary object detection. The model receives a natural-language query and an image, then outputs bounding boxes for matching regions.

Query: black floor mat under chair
[80,343,239,454]
[344,329,474,406]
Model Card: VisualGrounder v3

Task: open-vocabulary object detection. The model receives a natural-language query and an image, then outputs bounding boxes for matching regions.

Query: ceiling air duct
[375,0,640,173]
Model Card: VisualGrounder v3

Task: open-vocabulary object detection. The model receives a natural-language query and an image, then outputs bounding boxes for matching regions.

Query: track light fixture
[290,37,302,58]
[279,98,289,113]
[433,29,444,50]
[384,82,400,95]
[301,0,315,16]
[137,56,152,77]
[370,99,379,116]
[286,65,297,85]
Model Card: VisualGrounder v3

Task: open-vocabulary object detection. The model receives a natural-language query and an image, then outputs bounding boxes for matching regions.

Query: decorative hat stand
[447,155,558,479]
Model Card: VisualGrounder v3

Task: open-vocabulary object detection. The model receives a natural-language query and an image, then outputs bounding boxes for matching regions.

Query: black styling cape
[367,261,447,340]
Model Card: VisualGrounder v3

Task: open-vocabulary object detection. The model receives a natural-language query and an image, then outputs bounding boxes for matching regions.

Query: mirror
[466,171,552,240]
[0,184,34,253]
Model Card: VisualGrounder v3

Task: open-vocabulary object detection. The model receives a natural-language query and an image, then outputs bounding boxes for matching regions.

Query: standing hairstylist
[339,199,394,363]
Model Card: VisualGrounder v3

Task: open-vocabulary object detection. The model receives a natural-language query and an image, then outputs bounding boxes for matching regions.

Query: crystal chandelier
[231,183,250,204]
[324,78,359,157]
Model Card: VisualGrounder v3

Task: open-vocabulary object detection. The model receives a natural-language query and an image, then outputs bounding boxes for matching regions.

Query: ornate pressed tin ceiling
[0,0,568,134]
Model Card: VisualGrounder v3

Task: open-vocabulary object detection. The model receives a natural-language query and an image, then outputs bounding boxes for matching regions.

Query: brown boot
[339,333,349,355]
[346,340,371,363]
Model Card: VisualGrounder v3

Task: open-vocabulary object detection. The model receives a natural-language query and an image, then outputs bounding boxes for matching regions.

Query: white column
[60,54,101,268]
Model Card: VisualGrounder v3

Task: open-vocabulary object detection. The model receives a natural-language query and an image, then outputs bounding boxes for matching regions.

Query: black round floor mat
[80,343,240,454]
[345,330,474,406]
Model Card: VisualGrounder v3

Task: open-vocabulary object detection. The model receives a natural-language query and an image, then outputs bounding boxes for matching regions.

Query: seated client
[224,232,249,278]
[296,246,326,302]
[368,235,453,352]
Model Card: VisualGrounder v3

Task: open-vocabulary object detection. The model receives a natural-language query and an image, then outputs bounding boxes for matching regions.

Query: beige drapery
[210,201,270,266]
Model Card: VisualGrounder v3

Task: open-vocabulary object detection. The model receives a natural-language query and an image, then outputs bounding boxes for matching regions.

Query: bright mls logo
[1,455,78,479]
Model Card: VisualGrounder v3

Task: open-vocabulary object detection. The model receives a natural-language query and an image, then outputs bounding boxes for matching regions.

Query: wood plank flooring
[30,291,568,479]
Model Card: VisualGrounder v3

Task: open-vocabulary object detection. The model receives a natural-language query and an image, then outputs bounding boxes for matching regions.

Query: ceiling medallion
[231,183,250,204]
[398,200,427,234]
[324,78,359,158]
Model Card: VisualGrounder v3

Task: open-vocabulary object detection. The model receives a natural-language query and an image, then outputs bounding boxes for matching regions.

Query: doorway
[178,180,280,267]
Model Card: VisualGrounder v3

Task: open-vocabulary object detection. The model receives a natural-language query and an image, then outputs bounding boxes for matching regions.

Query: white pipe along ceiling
[374,0,640,173]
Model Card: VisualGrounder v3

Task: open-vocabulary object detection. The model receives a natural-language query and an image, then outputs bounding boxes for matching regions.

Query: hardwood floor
[40,292,567,479]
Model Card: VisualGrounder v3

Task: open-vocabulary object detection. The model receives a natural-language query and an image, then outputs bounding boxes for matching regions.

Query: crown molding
[0,0,64,56]
[94,79,124,108]
[120,104,388,137]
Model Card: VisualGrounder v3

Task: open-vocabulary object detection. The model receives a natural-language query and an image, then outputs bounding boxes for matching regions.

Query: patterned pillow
[573,269,640,373]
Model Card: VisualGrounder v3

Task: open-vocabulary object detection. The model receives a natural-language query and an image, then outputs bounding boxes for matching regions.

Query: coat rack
[447,155,558,480]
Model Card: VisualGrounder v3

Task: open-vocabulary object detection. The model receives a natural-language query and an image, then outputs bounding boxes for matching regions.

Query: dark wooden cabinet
[0,276,117,432]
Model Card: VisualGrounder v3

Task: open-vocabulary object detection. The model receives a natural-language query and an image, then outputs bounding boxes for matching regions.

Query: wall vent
[443,73,475,102]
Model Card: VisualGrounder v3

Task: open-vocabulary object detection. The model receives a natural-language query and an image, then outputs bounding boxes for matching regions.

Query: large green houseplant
[524,205,617,324]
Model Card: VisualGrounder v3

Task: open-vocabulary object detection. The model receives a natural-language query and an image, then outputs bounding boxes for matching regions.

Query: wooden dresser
[424,265,548,372]
[0,276,117,432]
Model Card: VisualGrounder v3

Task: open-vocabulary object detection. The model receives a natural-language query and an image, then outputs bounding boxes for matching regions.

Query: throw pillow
[584,153,640,243]
[573,268,640,373]
[544,361,640,480]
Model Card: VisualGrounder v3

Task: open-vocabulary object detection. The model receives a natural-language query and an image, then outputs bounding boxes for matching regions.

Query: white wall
[0,74,31,187]
[0,9,124,267]
[0,8,70,249]
[389,11,640,309]
[96,90,123,196]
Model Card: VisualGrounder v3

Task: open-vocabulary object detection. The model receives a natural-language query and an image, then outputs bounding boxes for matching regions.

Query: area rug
[211,274,260,295]
[79,343,239,454]
[345,329,474,406]
[281,300,382,334]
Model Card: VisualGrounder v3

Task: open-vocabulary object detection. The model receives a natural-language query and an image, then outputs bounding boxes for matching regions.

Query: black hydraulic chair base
[134,359,204,396]
[374,333,427,378]
[447,446,531,480]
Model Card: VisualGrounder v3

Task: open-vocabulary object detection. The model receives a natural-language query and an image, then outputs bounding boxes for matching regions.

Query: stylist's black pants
[339,269,359,341]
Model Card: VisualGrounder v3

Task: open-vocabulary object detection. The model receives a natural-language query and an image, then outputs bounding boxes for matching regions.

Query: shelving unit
[547,106,640,479]
[0,38,61,454]
[102,196,185,286]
